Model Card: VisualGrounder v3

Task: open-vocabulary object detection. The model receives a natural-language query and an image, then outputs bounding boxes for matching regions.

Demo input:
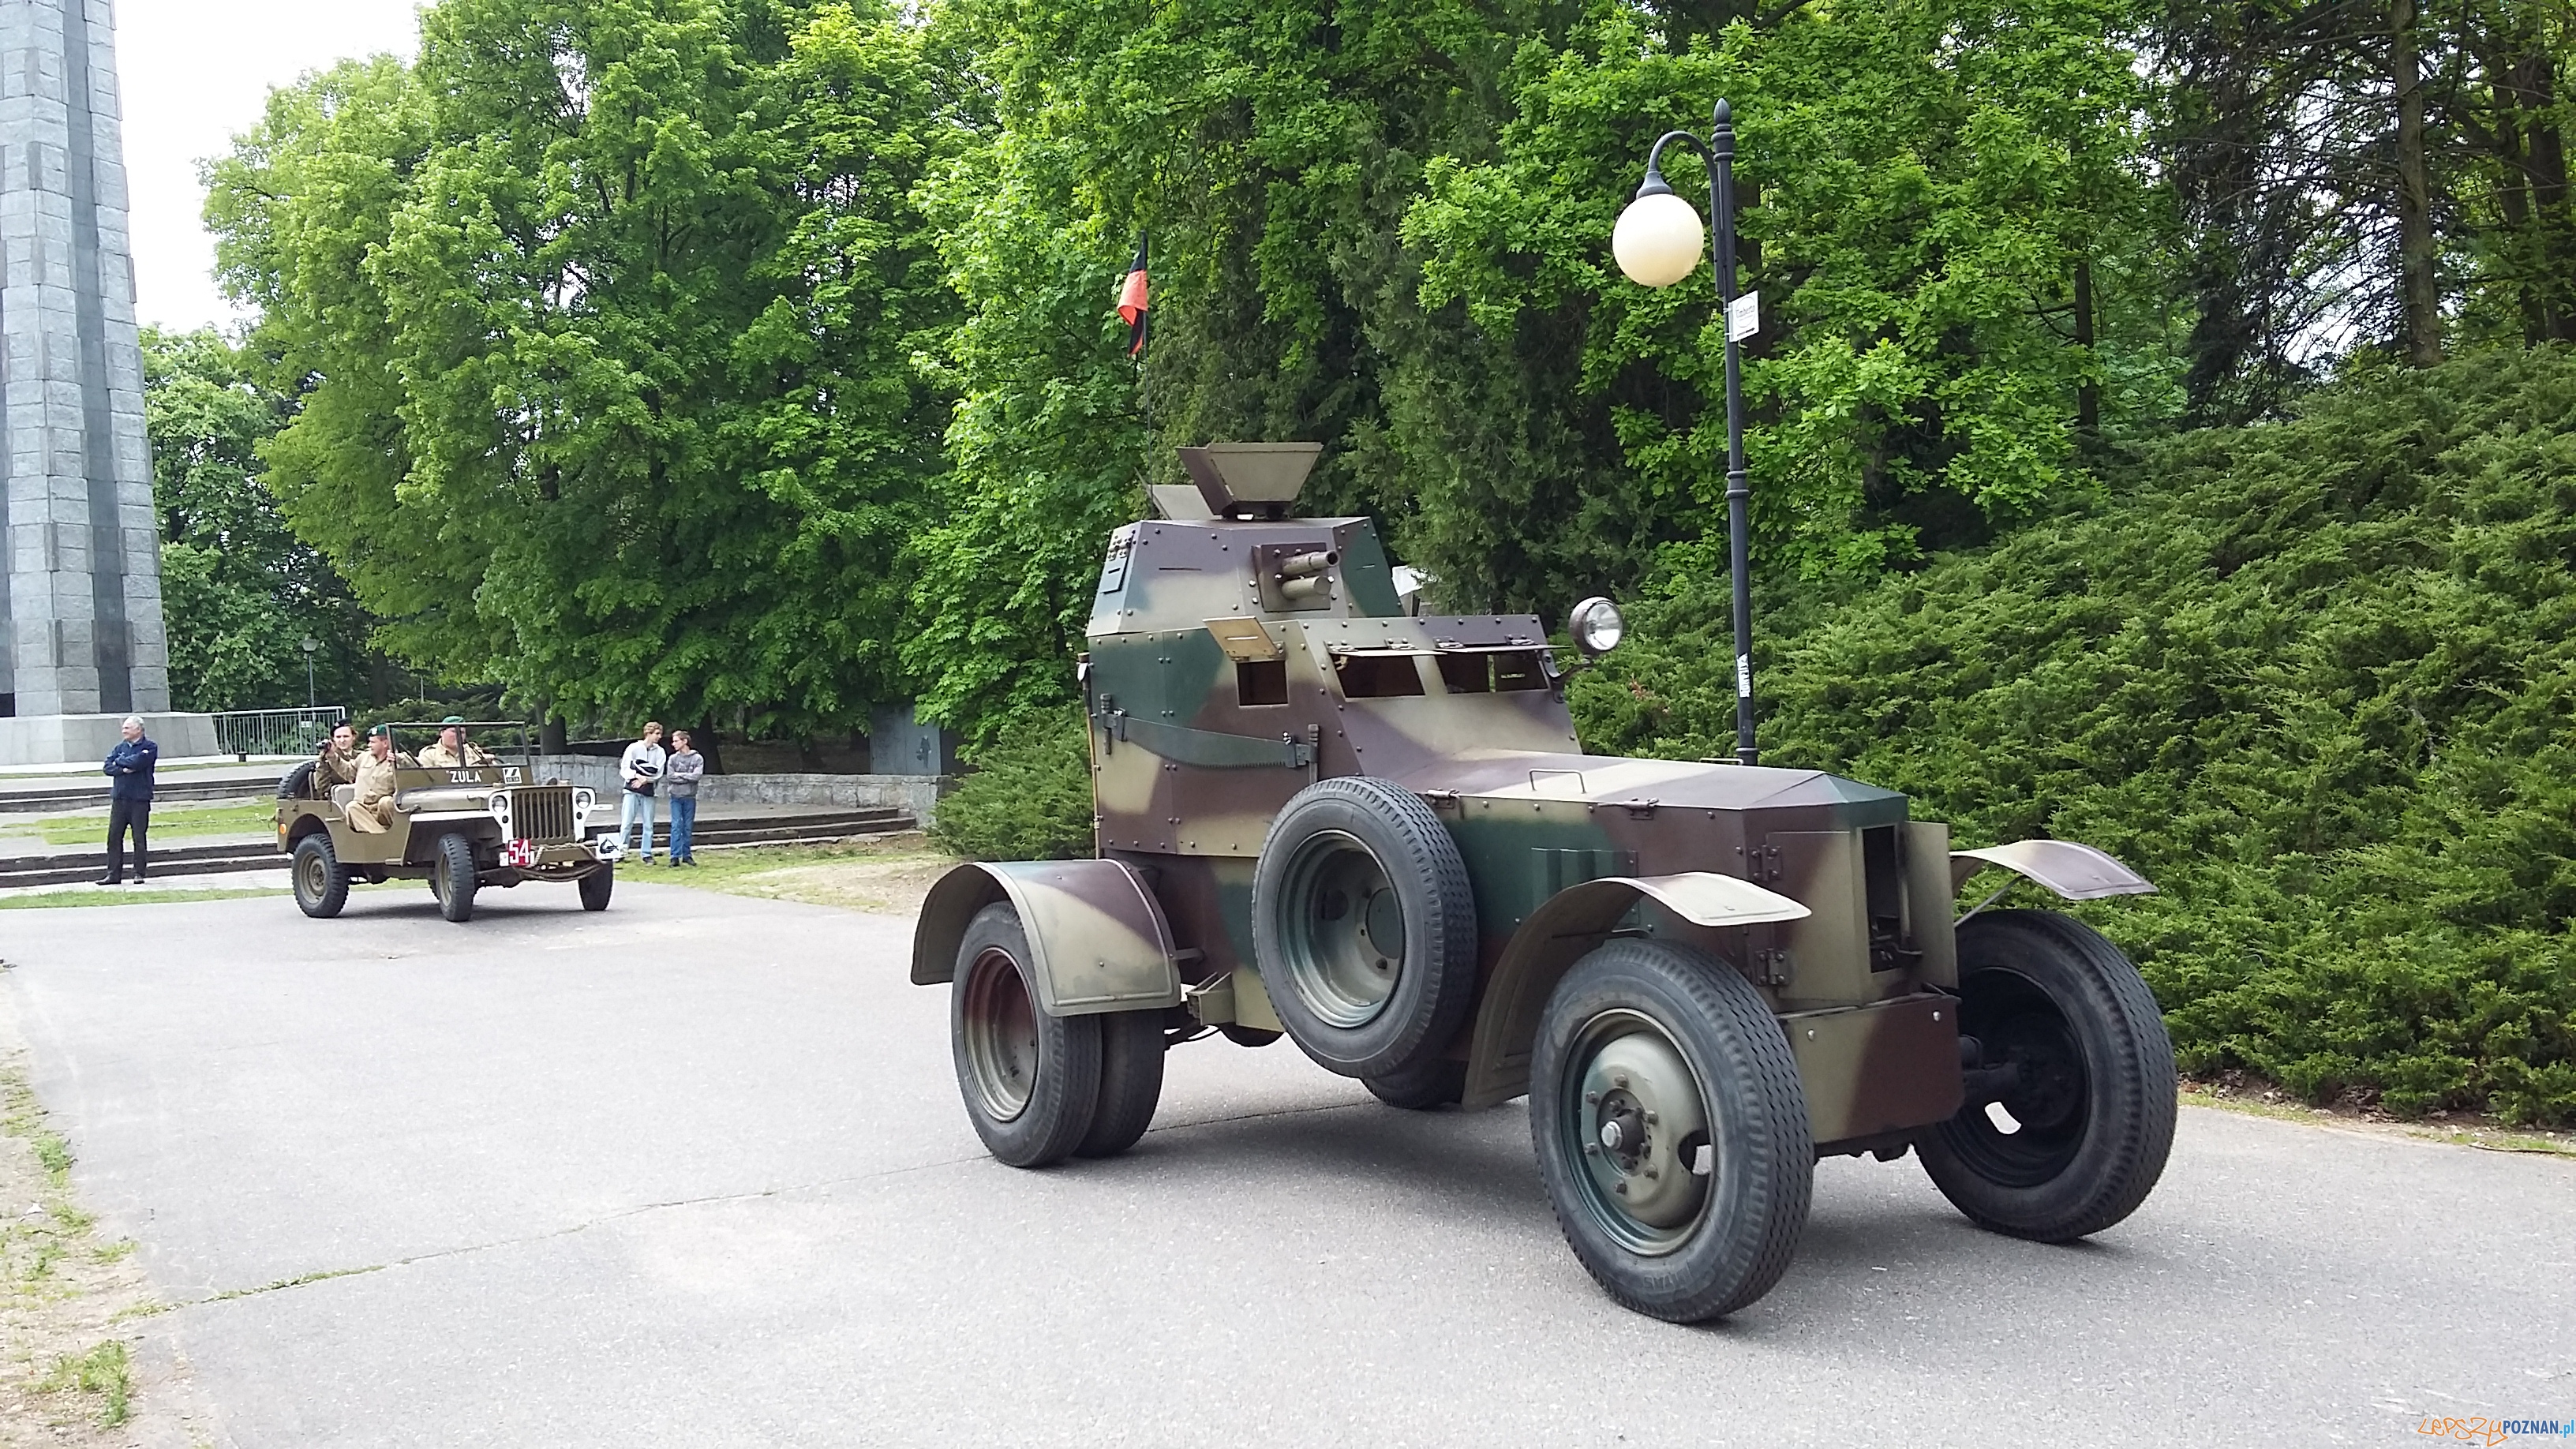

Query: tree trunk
[2393,0,2442,365]
[2074,256,2099,436]
[2519,48,2575,342]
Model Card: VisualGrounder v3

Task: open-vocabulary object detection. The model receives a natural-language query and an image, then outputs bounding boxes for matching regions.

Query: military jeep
[911,444,2176,1321]
[275,721,623,923]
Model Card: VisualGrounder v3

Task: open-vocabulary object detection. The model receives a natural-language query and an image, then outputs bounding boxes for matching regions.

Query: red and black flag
[1116,234,1149,358]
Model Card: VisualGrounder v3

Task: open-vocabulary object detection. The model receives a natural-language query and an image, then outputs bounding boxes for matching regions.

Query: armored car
[912,444,2175,1320]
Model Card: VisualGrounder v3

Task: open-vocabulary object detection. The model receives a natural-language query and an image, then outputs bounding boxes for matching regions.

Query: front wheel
[1531,939,1814,1322]
[951,903,1102,1167]
[291,834,349,919]
[578,867,613,912]
[1917,910,2176,1241]
[432,834,481,923]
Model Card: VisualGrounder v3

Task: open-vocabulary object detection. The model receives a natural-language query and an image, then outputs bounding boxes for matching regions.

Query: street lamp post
[1612,99,1758,766]
[300,635,318,710]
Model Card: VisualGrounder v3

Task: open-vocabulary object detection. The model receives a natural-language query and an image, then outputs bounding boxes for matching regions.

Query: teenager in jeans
[664,730,706,865]
[617,722,665,863]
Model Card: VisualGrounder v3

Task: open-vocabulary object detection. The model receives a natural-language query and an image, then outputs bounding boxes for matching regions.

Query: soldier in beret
[347,724,402,833]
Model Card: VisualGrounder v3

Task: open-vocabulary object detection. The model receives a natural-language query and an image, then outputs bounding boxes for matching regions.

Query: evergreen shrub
[1572,349,2576,1123]
[928,710,1095,862]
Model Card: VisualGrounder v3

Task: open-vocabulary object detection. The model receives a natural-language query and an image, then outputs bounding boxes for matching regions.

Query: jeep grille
[509,785,578,844]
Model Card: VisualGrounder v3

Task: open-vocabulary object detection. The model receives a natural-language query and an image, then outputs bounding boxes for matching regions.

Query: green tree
[1406,0,2176,588]
[904,0,2182,733]
[206,0,957,739]
[142,327,373,711]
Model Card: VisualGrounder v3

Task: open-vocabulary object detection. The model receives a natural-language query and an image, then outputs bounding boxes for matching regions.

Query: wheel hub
[1278,830,1404,1028]
[1568,1017,1709,1241]
[960,947,1040,1124]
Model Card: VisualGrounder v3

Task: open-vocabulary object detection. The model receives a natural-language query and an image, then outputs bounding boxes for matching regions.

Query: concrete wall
[534,755,949,828]
[0,0,172,717]
[0,710,215,766]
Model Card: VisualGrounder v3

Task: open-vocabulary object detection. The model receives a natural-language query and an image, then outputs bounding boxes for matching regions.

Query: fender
[910,859,1182,1017]
[1949,840,2155,904]
[1460,873,1811,1110]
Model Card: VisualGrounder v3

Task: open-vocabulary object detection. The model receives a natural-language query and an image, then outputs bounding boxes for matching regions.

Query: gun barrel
[1279,550,1338,580]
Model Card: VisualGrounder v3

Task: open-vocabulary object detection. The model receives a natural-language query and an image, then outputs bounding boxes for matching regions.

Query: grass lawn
[25,800,278,847]
[645,832,957,916]
[0,888,283,911]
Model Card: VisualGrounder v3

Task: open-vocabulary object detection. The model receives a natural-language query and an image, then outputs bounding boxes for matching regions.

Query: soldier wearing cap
[414,716,495,769]
[346,724,402,833]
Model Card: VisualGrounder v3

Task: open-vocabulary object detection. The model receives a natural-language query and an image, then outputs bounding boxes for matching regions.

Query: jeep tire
[432,833,480,923]
[291,833,349,919]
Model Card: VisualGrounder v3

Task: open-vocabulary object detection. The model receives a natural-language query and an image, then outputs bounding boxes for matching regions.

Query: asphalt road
[5,884,2571,1447]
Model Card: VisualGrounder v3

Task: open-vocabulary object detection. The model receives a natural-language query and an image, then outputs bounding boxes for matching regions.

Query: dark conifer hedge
[1575,348,2576,1123]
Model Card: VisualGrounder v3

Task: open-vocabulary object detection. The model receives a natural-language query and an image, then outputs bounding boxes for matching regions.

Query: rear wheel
[291,834,348,919]
[1917,910,2175,1241]
[951,903,1102,1167]
[1076,1011,1166,1159]
[1531,939,1813,1322]
[1252,777,1477,1080]
[578,867,613,912]
[432,834,480,923]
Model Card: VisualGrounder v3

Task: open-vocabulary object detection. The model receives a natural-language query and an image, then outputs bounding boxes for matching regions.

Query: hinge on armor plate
[1754,948,1792,986]
[1742,842,1782,883]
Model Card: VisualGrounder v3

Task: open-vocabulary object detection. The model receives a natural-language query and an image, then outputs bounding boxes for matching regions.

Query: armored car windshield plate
[1204,616,1283,662]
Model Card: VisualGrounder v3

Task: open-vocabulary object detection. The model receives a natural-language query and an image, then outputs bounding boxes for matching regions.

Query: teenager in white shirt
[617,722,667,863]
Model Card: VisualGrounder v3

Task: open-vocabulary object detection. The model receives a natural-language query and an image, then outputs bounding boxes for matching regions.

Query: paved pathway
[4,886,2570,1446]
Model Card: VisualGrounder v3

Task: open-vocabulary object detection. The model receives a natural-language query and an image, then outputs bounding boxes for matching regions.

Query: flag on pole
[1117,234,1149,358]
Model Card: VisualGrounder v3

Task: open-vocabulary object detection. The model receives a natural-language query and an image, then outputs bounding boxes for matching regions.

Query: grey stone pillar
[0,0,170,719]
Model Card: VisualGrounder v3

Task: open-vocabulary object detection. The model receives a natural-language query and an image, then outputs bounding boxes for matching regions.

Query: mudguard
[1461,873,1812,1110]
[910,860,1181,1017]
[1949,840,2155,901]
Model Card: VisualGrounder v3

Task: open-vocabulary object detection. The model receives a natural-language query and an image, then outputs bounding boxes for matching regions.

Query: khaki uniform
[414,741,495,768]
[314,743,360,792]
[346,752,401,833]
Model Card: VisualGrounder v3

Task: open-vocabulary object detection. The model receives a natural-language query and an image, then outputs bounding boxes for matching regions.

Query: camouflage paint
[923,446,2155,1148]
[912,859,1183,1016]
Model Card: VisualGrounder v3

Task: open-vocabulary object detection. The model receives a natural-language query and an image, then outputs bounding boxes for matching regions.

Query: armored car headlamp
[1570,596,1625,657]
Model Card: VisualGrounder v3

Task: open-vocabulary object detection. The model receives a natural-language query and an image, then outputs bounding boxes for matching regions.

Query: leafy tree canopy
[142,327,373,712]
[208,0,957,738]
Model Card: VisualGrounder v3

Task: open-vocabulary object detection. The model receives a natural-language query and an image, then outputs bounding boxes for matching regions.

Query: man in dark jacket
[99,716,158,885]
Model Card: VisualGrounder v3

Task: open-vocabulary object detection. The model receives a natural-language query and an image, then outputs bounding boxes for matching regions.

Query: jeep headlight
[486,792,513,835]
[1570,596,1625,657]
[572,787,595,826]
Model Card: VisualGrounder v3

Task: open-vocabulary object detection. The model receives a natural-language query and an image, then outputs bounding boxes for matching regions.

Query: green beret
[367,724,392,739]
[440,715,466,725]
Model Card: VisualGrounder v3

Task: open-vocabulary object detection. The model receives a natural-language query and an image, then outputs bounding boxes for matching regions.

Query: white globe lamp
[1612,184,1705,288]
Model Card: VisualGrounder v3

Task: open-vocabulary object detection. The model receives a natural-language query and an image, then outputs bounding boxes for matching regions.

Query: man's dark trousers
[107,798,149,882]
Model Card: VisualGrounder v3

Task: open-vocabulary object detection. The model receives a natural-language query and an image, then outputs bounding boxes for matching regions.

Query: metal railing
[211,706,347,760]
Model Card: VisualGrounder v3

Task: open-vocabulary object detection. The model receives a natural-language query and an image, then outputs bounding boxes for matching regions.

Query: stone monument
[0,0,214,764]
